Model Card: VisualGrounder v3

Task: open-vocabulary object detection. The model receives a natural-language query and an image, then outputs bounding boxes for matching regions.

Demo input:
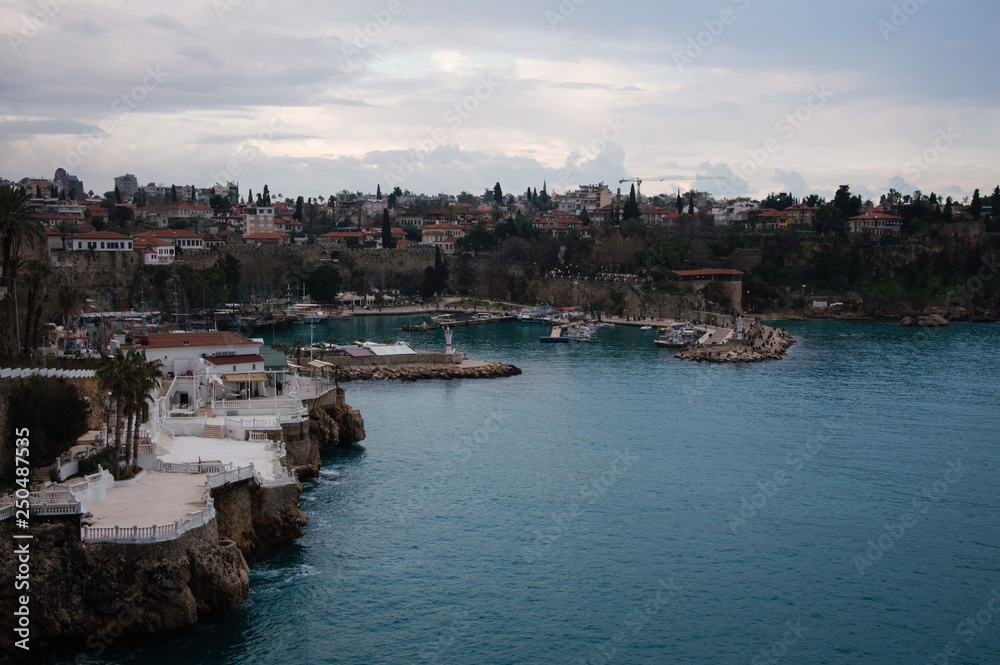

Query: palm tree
[95,347,137,478]
[21,259,50,355]
[0,185,43,356]
[55,219,77,254]
[127,350,163,470]
[291,338,306,365]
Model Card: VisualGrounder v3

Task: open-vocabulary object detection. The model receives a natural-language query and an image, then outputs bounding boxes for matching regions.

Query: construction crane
[618,175,725,201]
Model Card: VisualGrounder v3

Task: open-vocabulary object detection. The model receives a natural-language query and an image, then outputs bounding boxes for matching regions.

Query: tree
[421,246,448,298]
[21,259,50,354]
[676,191,683,213]
[494,182,503,206]
[57,284,79,328]
[5,377,89,471]
[96,347,136,477]
[262,185,271,205]
[376,184,382,201]
[306,263,343,302]
[832,185,862,220]
[761,192,796,211]
[687,192,694,215]
[381,209,395,249]
[458,224,496,256]
[209,194,230,211]
[114,185,122,203]
[970,189,982,220]
[402,225,422,242]
[623,184,640,221]
[294,196,304,221]
[814,204,846,237]
[216,253,242,297]
[0,185,44,356]
[991,186,1000,219]
[387,192,397,209]
[126,352,162,469]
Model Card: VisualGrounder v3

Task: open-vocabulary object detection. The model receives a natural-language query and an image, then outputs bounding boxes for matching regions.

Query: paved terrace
[86,471,207,528]
[160,436,278,478]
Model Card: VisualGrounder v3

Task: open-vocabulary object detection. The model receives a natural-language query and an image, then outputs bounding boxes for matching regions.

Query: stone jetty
[675,321,795,363]
[334,360,522,382]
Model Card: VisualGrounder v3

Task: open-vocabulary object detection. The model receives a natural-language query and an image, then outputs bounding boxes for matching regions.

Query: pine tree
[381,209,394,249]
[376,184,382,201]
[970,189,982,220]
[494,182,503,206]
[991,186,1000,219]
[623,184,640,221]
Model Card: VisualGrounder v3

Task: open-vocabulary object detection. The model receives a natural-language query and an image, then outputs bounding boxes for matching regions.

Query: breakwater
[334,360,522,382]
[675,321,795,363]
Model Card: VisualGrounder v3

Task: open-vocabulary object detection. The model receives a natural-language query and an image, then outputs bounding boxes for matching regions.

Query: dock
[539,326,569,343]
[402,315,516,332]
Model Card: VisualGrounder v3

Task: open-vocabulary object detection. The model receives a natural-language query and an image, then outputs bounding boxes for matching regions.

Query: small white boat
[640,325,653,330]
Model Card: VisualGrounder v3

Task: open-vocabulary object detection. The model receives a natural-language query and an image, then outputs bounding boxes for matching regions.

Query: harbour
[47,318,1000,665]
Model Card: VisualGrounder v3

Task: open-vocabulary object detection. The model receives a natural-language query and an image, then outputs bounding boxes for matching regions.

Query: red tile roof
[204,354,265,365]
[132,332,258,350]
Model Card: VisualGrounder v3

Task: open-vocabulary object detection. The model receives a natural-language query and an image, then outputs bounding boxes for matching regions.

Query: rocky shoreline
[334,361,522,382]
[675,322,796,364]
[0,390,365,663]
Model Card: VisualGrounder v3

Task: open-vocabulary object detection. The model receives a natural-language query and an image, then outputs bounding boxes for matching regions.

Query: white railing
[162,417,206,436]
[0,503,12,520]
[29,490,76,504]
[212,397,308,417]
[158,460,230,474]
[206,464,256,489]
[257,466,296,487]
[82,496,215,544]
[248,431,272,441]
[32,501,82,516]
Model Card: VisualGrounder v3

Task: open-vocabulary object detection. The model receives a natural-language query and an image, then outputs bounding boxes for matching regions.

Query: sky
[2,0,998,203]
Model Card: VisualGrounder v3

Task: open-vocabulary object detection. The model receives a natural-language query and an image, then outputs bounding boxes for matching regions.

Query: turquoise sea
[51,318,1000,664]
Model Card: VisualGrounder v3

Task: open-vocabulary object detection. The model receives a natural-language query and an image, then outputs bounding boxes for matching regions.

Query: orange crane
[618,175,725,201]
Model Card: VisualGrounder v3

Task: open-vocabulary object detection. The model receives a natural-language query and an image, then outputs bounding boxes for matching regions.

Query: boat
[564,325,594,342]
[518,305,553,322]
[431,313,459,325]
[654,331,688,348]
[286,302,331,325]
[640,325,653,330]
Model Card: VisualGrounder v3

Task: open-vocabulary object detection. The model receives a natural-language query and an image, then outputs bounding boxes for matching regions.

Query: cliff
[0,515,248,662]
[309,387,367,452]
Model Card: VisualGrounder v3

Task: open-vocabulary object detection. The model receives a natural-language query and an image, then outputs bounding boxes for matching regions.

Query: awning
[223,372,268,382]
[307,359,333,369]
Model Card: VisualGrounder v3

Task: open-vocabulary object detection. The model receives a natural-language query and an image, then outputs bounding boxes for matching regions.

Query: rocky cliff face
[211,478,308,558]
[309,387,366,449]
[0,516,248,663]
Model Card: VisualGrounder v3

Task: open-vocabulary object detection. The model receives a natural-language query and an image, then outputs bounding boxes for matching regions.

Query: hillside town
[13,171,998,266]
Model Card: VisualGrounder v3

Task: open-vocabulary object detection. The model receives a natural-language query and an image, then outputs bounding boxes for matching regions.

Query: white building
[69,231,133,252]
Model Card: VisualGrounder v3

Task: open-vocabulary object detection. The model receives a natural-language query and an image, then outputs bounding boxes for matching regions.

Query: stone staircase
[201,424,224,439]
[155,432,175,455]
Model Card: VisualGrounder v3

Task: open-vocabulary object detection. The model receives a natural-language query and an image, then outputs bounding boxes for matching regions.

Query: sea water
[51,318,1000,664]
